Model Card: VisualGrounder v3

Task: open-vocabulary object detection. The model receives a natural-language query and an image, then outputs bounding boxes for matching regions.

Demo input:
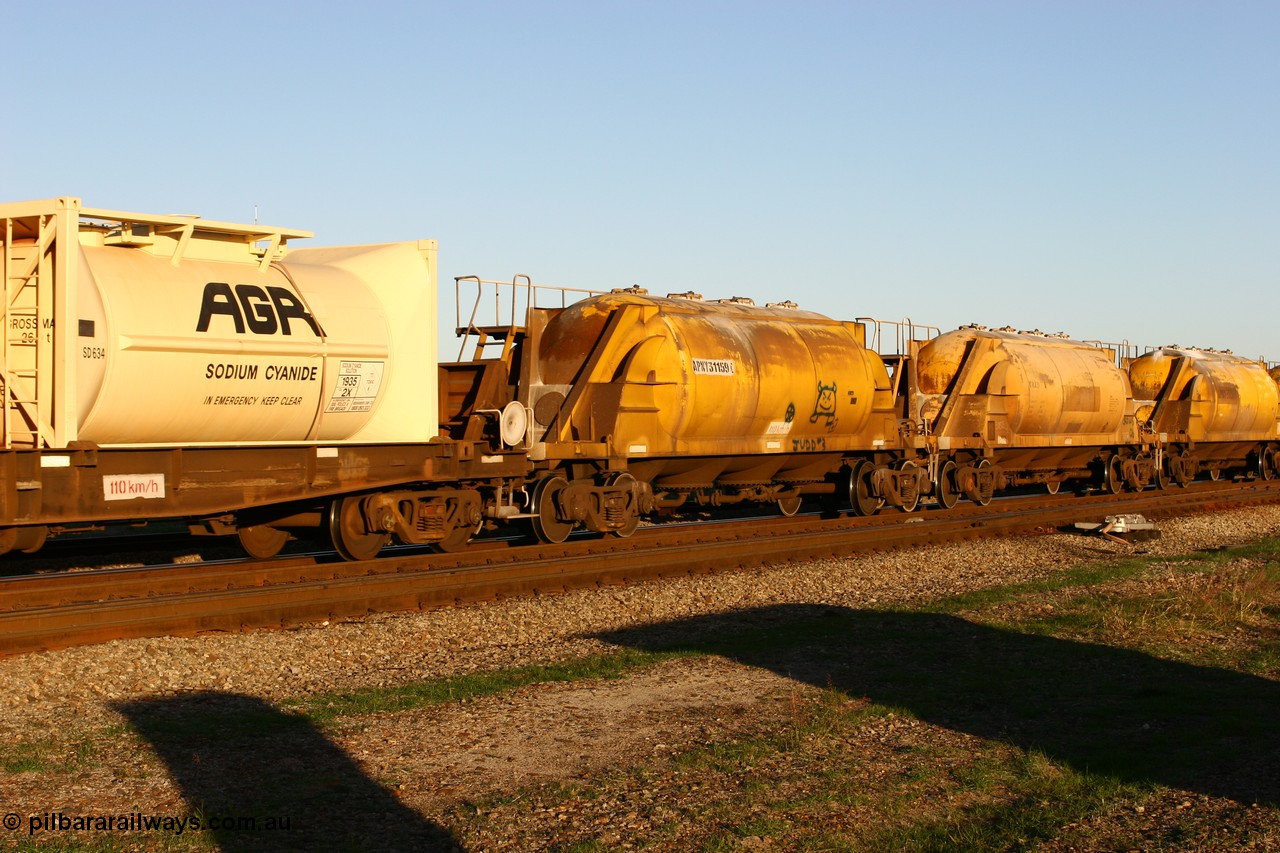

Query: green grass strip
[290,647,697,724]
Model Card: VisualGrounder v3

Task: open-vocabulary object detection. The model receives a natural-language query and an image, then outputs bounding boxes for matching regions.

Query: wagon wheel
[1044,480,1061,495]
[328,496,390,561]
[609,473,642,537]
[531,476,574,544]
[896,459,920,513]
[434,521,477,553]
[237,524,290,560]
[935,460,960,509]
[963,458,994,507]
[847,460,884,516]
[1208,467,1222,481]
[1,525,48,555]
[777,495,803,517]
[1104,456,1124,494]
[1153,462,1170,490]
[0,527,44,556]
[1258,448,1274,481]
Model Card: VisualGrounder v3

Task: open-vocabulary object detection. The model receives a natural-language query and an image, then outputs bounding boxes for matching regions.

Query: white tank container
[62,211,437,446]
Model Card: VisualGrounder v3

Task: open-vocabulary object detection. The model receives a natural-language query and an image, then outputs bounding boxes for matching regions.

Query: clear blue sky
[4,1,1277,361]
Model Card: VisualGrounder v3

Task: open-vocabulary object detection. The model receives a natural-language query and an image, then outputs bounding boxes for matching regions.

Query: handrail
[855,316,941,356]
[453,275,607,361]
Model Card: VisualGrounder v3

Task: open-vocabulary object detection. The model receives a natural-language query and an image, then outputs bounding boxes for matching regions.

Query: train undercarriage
[0,436,1275,560]
[504,437,1280,548]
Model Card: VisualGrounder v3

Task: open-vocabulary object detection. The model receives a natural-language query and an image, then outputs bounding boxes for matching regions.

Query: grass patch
[0,734,103,774]
[98,646,698,746]
[927,554,1188,616]
[291,646,696,724]
[1,737,62,773]
[989,554,1280,675]
[868,758,1135,853]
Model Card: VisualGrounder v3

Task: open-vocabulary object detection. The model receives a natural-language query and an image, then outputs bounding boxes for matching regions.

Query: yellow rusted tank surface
[529,290,895,458]
[916,326,1131,444]
[1270,365,1280,387]
[1130,348,1280,440]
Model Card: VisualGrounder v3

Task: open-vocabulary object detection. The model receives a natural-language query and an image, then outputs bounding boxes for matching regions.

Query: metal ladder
[1,211,56,449]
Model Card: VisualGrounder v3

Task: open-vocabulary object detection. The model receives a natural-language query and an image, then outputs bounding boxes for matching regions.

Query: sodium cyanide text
[205,363,320,381]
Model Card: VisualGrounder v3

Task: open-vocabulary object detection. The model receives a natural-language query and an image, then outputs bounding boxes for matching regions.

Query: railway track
[2,481,1278,657]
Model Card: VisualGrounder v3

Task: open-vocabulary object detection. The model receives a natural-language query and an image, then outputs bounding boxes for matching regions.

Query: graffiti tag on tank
[810,381,838,426]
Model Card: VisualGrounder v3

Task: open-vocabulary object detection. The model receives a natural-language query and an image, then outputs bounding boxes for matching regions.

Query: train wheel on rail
[1104,456,1124,494]
[609,472,642,537]
[0,526,46,556]
[531,476,574,544]
[1153,462,1170,490]
[963,459,994,507]
[934,460,960,509]
[434,522,477,553]
[1045,480,1061,495]
[1257,448,1274,481]
[237,525,290,560]
[328,496,390,561]
[777,495,803,517]
[846,460,884,516]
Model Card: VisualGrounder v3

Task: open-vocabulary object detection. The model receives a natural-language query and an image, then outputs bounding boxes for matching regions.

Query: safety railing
[855,317,940,357]
[1082,338,1142,368]
[453,275,608,361]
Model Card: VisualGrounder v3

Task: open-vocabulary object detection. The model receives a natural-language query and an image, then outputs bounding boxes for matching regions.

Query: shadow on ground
[116,692,463,853]
[598,604,1280,805]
